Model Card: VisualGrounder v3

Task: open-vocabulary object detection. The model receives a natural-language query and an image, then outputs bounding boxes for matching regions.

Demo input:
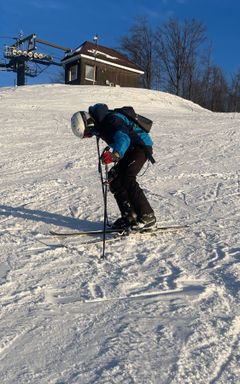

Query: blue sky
[0,0,240,87]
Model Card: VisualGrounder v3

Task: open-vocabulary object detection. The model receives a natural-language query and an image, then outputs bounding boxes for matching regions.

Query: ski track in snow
[0,84,240,384]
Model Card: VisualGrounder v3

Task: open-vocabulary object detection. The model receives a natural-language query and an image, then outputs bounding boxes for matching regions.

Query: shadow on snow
[0,204,101,231]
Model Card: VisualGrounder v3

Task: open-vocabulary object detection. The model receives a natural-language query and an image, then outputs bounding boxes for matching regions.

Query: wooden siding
[65,58,141,87]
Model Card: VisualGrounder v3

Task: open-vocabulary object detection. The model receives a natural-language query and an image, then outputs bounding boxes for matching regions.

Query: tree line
[120,17,240,112]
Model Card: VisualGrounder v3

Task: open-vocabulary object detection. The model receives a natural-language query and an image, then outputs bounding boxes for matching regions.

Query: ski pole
[96,138,104,195]
[96,138,110,226]
[101,163,109,260]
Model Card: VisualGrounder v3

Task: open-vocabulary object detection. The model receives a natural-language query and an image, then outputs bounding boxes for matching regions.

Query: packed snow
[0,84,239,384]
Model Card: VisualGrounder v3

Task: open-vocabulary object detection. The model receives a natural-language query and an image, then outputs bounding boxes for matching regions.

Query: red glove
[101,150,120,165]
[101,150,112,164]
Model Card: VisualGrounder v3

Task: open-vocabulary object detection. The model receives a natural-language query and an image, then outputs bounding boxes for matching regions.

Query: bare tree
[155,18,206,97]
[119,15,232,111]
[228,70,240,112]
[200,65,228,111]
[192,44,213,107]
[120,17,156,89]
[187,44,229,112]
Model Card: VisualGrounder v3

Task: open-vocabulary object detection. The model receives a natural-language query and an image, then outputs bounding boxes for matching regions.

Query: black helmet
[89,103,109,124]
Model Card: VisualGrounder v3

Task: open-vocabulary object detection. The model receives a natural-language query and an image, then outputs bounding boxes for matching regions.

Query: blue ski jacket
[89,104,154,160]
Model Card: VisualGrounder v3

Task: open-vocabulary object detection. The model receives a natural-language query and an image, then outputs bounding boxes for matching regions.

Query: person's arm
[111,130,131,158]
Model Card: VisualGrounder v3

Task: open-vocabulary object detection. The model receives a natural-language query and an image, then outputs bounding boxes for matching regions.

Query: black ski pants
[109,146,154,219]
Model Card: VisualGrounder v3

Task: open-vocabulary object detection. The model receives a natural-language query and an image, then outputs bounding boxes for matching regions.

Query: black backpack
[113,106,153,133]
[112,106,155,164]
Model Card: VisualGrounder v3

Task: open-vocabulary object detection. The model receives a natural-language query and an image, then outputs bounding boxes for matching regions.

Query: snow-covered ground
[0,84,239,384]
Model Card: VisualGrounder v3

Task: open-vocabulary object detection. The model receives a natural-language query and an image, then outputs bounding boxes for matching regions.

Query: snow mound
[0,83,209,115]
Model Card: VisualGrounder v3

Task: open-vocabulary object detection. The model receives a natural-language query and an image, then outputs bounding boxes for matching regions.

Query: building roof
[62,41,144,74]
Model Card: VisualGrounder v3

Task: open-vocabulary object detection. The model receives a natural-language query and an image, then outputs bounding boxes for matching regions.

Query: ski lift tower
[0,33,71,86]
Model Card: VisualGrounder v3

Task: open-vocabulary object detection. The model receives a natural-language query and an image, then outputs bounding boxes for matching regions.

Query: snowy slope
[0,84,239,384]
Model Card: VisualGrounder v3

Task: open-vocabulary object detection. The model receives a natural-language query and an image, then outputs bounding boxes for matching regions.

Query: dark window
[68,65,78,81]
[85,64,95,82]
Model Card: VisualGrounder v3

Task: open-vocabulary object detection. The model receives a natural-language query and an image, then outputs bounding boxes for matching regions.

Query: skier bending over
[71,103,156,230]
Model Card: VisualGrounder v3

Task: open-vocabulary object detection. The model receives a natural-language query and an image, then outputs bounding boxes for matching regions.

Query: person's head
[89,103,109,124]
[71,111,95,139]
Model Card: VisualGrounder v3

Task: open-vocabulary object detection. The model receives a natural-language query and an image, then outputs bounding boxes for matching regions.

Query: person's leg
[109,152,137,227]
[109,148,155,226]
[121,148,154,219]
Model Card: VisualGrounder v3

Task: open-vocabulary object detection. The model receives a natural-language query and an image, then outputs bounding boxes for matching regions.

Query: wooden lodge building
[61,41,144,88]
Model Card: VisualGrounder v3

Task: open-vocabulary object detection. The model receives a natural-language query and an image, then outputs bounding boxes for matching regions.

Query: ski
[49,224,189,238]
[49,228,127,237]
